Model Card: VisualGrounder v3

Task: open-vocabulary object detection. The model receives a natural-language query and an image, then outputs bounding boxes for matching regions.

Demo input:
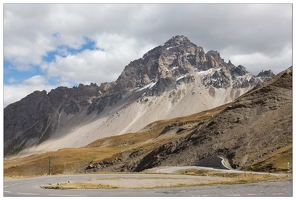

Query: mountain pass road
[4,172,292,197]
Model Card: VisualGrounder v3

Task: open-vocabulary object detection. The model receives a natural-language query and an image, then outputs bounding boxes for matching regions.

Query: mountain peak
[165,35,189,42]
[163,35,193,48]
[4,35,277,157]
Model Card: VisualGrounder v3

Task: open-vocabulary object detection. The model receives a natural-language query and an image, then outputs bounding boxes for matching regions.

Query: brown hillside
[122,67,292,172]
[4,104,225,177]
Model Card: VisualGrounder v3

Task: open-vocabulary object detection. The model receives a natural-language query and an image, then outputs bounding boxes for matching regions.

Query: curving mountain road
[145,166,286,176]
[4,172,292,197]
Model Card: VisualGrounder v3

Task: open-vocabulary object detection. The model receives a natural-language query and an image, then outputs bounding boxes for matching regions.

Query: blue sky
[4,37,97,85]
[3,3,293,107]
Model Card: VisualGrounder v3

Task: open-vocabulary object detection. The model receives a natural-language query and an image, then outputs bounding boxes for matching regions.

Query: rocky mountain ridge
[4,35,274,156]
[3,67,291,177]
[83,67,292,173]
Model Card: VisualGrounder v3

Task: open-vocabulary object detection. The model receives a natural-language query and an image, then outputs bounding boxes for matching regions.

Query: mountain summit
[4,36,274,156]
[115,35,274,94]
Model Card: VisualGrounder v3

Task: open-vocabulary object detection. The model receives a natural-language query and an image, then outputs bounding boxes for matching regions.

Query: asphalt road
[146,166,286,176]
[4,173,292,197]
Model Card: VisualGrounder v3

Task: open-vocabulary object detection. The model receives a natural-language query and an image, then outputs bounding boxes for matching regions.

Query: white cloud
[4,75,57,107]
[3,4,87,70]
[3,4,292,107]
[229,48,293,75]
[23,75,48,85]
[4,5,54,67]
[41,34,155,85]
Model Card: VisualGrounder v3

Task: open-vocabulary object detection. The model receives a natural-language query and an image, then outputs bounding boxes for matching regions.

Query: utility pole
[48,157,51,175]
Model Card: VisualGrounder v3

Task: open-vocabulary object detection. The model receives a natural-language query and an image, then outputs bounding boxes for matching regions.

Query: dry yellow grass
[4,147,128,177]
[41,182,118,189]
[247,144,292,172]
[181,169,288,185]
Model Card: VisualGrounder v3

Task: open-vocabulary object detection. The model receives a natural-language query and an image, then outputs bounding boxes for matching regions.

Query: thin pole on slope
[48,157,51,175]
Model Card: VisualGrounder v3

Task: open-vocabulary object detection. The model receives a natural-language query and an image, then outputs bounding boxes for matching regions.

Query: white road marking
[48,194,84,197]
[271,193,284,195]
[17,192,38,195]
[229,194,241,196]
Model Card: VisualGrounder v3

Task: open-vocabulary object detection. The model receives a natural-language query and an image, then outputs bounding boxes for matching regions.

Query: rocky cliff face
[113,35,274,94]
[4,35,274,156]
[4,84,100,155]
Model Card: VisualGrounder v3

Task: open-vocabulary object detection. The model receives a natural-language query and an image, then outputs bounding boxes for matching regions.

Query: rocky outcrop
[257,70,275,78]
[112,35,272,98]
[4,90,52,155]
[4,84,101,156]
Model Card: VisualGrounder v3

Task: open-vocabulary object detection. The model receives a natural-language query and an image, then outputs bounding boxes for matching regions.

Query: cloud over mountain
[3,4,292,106]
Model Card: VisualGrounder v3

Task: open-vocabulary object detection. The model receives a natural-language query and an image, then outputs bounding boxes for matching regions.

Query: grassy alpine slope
[4,105,225,177]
